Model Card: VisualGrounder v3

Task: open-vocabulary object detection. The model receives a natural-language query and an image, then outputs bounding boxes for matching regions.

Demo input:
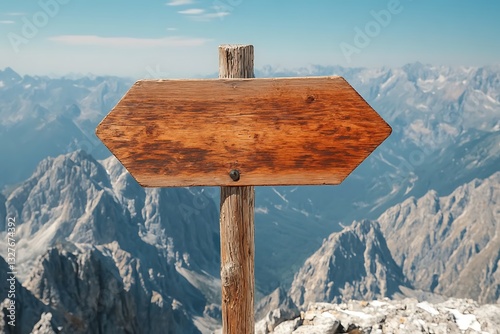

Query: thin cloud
[5,12,25,16]
[167,27,178,31]
[0,20,15,24]
[166,0,194,6]
[49,35,211,47]
[190,12,230,21]
[178,8,205,15]
[168,1,231,22]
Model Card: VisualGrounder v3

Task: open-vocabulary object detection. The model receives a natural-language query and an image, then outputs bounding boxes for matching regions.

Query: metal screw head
[229,169,240,182]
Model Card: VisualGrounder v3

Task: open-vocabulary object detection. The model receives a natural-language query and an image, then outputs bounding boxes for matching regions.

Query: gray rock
[255,287,300,334]
[295,311,340,333]
[272,318,301,334]
[0,256,70,334]
[267,299,500,334]
[31,313,57,334]
[0,151,222,333]
[24,245,200,334]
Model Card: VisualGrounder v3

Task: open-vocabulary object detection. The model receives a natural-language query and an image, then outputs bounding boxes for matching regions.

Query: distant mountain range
[0,63,499,332]
[0,67,132,188]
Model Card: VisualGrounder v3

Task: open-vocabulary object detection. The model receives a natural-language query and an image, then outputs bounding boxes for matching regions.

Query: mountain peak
[26,149,110,189]
[289,220,410,307]
[0,67,22,82]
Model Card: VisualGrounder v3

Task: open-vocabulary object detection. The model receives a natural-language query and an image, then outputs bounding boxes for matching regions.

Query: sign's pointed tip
[95,123,104,141]
[384,121,393,137]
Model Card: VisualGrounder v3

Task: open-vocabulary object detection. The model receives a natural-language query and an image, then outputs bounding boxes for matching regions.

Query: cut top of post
[219,44,255,79]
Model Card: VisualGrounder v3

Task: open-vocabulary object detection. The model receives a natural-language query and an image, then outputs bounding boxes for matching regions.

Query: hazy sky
[1,0,499,78]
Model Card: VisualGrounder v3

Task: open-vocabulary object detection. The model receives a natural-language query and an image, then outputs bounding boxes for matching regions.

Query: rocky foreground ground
[255,298,500,334]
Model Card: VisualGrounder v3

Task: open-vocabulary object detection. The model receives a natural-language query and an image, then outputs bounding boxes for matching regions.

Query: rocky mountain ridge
[289,220,411,307]
[286,172,499,316]
[4,153,497,333]
[261,170,500,331]
[379,171,500,304]
[0,151,221,333]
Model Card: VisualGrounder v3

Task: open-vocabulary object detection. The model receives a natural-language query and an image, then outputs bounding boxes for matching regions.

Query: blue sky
[1,0,499,78]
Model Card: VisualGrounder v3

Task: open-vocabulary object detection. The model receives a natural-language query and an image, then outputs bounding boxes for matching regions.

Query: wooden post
[219,44,255,334]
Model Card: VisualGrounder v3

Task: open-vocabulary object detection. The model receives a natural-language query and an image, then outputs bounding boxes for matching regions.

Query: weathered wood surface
[219,44,255,334]
[96,75,391,187]
[219,44,254,79]
[220,185,255,334]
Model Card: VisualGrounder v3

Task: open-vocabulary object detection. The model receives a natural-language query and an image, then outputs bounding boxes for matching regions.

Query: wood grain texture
[96,76,392,187]
[219,44,255,334]
[220,186,255,334]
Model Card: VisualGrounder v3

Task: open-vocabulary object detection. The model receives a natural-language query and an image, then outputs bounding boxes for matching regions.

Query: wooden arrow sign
[96,76,391,187]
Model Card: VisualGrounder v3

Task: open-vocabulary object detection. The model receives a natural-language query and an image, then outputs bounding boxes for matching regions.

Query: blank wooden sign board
[96,45,391,334]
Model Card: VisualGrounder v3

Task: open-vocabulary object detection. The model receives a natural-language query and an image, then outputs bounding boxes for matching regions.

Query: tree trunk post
[218,44,255,334]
